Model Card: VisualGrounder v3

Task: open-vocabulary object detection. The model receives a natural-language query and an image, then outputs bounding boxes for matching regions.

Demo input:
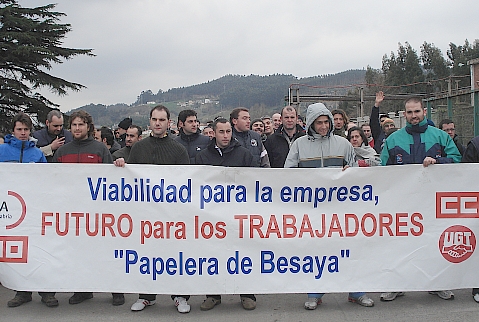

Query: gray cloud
[17,0,479,111]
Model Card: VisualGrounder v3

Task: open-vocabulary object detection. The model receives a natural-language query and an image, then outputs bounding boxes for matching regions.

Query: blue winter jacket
[0,134,47,163]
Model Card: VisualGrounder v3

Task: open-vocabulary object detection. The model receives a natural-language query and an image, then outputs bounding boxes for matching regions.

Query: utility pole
[359,87,364,117]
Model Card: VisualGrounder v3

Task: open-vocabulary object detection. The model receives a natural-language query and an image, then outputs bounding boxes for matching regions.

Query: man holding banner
[53,111,123,306]
[121,105,192,314]
[379,96,462,301]
[195,117,257,310]
[284,103,374,309]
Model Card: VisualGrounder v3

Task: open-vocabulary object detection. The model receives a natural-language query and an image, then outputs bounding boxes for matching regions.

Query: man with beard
[53,111,121,306]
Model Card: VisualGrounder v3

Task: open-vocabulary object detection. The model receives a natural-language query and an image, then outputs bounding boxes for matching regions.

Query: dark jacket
[452,134,465,156]
[174,129,210,164]
[264,124,305,168]
[462,136,479,163]
[370,105,386,154]
[33,127,73,162]
[232,128,269,168]
[112,146,131,161]
[110,140,121,154]
[53,137,113,164]
[195,138,254,167]
[0,135,47,163]
[128,135,189,165]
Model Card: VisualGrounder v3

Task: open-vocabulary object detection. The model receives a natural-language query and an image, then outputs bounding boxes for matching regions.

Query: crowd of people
[1,91,478,312]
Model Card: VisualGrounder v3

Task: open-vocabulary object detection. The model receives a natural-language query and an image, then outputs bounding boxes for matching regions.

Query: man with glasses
[439,119,464,156]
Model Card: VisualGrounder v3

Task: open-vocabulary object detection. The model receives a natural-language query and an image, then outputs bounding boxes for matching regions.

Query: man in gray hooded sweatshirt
[284,102,356,169]
[284,103,374,309]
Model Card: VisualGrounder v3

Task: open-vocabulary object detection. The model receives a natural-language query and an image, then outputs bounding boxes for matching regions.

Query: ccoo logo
[438,225,476,263]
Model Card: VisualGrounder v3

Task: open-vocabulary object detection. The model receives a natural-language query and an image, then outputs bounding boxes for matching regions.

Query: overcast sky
[17,0,479,112]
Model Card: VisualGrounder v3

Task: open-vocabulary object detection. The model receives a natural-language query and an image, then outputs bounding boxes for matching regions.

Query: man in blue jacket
[0,113,46,164]
[0,113,54,307]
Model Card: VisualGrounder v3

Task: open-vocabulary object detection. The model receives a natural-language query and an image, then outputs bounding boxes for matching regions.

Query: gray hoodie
[284,103,356,168]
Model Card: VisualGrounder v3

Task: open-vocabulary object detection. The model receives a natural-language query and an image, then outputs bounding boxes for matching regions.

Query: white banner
[0,163,478,294]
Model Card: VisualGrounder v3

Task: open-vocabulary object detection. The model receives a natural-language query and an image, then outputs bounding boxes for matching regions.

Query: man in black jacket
[195,118,256,310]
[230,107,270,167]
[174,109,209,164]
[195,118,254,167]
[264,106,305,167]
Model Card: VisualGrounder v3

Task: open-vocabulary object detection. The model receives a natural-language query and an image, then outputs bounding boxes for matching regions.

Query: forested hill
[68,70,366,128]
[135,70,366,107]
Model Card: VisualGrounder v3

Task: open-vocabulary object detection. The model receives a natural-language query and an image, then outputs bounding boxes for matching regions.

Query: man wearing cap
[380,97,461,302]
[117,117,132,147]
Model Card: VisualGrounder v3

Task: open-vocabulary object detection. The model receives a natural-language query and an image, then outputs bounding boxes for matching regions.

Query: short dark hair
[150,105,170,120]
[405,96,424,109]
[11,112,33,132]
[346,126,368,145]
[69,110,95,136]
[438,119,454,130]
[177,109,197,124]
[128,125,142,137]
[229,107,249,124]
[212,118,229,131]
[361,123,370,128]
[99,126,114,146]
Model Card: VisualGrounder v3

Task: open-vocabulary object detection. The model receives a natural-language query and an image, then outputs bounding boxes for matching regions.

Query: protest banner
[0,163,477,294]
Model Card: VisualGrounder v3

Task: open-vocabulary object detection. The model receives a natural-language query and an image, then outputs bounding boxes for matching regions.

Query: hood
[305,103,333,137]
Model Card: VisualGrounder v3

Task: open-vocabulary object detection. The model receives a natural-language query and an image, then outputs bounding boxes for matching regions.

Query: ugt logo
[438,225,476,263]
[0,191,28,263]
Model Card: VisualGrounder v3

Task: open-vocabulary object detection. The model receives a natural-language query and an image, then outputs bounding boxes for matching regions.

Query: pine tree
[0,0,94,132]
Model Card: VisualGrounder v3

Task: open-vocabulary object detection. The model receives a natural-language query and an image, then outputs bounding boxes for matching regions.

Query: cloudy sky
[17,0,479,112]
